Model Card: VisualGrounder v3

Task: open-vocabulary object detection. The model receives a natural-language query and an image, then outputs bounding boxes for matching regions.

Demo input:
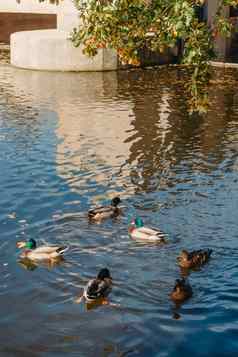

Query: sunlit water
[0,63,238,356]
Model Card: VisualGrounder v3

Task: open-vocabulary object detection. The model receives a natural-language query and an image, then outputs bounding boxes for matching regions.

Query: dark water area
[0,63,238,356]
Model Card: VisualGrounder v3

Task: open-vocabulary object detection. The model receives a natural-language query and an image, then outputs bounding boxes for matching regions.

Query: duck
[16,238,68,261]
[83,268,112,304]
[88,196,121,221]
[177,249,212,269]
[128,217,166,242]
[170,278,193,302]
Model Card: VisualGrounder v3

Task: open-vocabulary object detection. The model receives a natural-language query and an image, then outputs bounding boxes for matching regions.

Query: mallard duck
[177,249,212,269]
[128,217,166,242]
[170,278,193,302]
[88,197,121,221]
[83,268,112,303]
[16,238,68,261]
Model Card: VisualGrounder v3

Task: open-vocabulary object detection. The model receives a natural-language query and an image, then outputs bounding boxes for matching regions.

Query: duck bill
[128,226,135,234]
[128,221,136,233]
[16,241,26,249]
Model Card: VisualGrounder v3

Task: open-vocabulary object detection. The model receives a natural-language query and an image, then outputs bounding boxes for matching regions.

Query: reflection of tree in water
[117,68,238,193]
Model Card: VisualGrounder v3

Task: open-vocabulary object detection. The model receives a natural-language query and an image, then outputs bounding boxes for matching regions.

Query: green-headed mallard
[170,278,193,302]
[16,238,68,261]
[129,217,166,242]
[177,249,212,269]
[88,197,121,221]
[83,268,112,304]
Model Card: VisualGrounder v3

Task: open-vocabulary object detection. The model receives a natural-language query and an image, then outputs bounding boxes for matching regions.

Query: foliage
[33,0,238,113]
[70,0,238,114]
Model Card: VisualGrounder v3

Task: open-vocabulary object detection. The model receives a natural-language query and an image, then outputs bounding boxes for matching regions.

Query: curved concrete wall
[11,30,118,71]
[10,0,118,72]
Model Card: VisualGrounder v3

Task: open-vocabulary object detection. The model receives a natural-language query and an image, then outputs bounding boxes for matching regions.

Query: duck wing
[131,226,165,242]
[88,205,115,217]
[34,246,68,255]
[140,227,163,235]
[25,246,68,260]
[190,249,212,265]
[84,278,112,300]
[96,278,112,298]
[139,227,165,238]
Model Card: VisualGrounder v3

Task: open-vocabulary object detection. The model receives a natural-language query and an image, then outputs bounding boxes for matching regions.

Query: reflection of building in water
[2,65,238,196]
[55,72,133,193]
[5,68,133,196]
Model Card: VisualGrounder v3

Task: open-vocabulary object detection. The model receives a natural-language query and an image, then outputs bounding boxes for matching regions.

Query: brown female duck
[177,249,212,269]
[170,278,193,302]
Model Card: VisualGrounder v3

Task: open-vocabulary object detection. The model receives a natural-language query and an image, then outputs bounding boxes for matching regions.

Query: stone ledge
[210,60,238,68]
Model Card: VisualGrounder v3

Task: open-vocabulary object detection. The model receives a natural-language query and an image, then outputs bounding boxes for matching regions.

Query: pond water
[0,63,238,356]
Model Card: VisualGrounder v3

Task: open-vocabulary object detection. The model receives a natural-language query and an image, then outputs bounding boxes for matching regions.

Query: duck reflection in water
[170,277,193,319]
[171,278,193,319]
[18,256,66,271]
[171,277,192,302]
[170,277,193,320]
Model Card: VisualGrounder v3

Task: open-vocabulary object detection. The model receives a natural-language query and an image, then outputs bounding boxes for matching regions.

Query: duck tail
[56,246,69,255]
[88,210,96,218]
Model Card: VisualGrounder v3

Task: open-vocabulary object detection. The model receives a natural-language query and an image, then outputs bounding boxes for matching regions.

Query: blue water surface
[0,64,238,356]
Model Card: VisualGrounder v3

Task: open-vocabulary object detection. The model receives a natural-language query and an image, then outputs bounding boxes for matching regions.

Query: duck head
[177,250,189,263]
[129,217,144,233]
[111,197,121,207]
[17,238,36,250]
[132,217,144,228]
[134,217,144,228]
[97,268,112,281]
